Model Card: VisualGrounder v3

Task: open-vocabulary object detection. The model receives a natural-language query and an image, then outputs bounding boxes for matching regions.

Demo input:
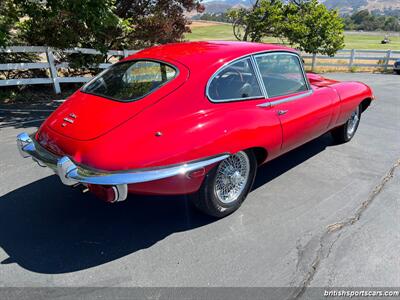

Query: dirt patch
[189,21,226,28]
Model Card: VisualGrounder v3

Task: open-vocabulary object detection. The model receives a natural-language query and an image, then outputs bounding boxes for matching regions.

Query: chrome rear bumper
[17,132,229,201]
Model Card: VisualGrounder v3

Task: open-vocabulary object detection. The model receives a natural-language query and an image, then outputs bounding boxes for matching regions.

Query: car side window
[208,58,263,101]
[255,53,308,98]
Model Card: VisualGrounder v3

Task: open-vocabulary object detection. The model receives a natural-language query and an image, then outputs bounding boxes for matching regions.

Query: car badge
[61,113,77,127]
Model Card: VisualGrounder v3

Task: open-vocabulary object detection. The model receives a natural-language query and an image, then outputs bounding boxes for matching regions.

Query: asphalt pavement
[0,73,399,299]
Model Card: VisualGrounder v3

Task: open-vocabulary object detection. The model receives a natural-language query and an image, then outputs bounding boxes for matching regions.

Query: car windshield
[82,60,177,102]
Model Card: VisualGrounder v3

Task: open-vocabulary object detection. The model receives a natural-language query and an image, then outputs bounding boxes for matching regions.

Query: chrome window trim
[81,58,180,103]
[206,56,265,103]
[253,51,311,92]
[206,50,312,104]
[253,52,313,107]
[250,55,269,98]
[207,95,266,103]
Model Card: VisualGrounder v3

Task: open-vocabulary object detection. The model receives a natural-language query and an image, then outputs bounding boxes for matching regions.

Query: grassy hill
[324,0,400,14]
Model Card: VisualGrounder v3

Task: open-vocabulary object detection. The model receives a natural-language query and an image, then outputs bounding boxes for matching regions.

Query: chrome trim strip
[57,156,79,186]
[256,102,271,108]
[17,132,33,158]
[250,55,268,98]
[64,154,229,185]
[206,96,265,103]
[17,132,60,171]
[17,132,229,186]
[258,90,314,107]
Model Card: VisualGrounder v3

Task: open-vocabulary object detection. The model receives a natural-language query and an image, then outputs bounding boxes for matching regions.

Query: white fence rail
[1,46,399,94]
[302,49,400,72]
[0,46,137,94]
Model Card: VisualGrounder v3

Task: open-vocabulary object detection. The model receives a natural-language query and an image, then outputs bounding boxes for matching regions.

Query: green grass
[186,24,281,43]
[186,24,400,50]
[344,34,400,50]
[186,24,234,41]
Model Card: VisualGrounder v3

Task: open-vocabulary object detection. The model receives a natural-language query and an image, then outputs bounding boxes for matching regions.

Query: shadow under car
[0,133,334,274]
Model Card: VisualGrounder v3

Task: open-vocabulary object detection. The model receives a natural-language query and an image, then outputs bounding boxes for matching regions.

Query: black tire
[396,70,400,75]
[331,104,361,144]
[190,150,257,218]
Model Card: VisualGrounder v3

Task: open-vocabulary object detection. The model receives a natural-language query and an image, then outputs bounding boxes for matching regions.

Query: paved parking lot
[0,73,399,298]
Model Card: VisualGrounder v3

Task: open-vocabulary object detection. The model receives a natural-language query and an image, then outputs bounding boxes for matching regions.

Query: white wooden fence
[0,46,137,94]
[1,46,399,94]
[302,49,400,72]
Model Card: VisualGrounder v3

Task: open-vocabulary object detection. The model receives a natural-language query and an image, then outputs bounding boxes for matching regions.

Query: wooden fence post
[349,49,356,70]
[311,53,317,72]
[46,47,61,94]
[384,50,392,72]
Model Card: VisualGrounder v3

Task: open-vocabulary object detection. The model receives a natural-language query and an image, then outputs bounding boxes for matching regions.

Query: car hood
[44,61,189,141]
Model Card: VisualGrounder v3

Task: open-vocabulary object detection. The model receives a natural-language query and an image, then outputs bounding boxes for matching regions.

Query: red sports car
[17,41,374,218]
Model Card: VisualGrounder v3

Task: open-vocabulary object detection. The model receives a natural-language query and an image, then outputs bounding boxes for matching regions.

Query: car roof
[129,41,297,71]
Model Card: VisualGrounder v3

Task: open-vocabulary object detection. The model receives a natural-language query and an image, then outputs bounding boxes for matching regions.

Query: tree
[116,0,204,48]
[0,0,19,47]
[230,0,345,56]
[343,9,400,32]
[0,0,204,76]
[384,16,400,31]
[228,0,284,42]
[282,0,345,56]
[0,1,44,81]
[1,0,204,50]
[196,13,231,23]
[14,0,124,52]
[351,9,370,25]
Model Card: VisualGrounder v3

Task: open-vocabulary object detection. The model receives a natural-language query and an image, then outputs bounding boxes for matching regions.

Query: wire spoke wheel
[214,151,250,204]
[190,150,256,218]
[347,106,360,138]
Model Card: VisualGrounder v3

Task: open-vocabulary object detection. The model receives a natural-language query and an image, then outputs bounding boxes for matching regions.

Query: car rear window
[82,60,177,102]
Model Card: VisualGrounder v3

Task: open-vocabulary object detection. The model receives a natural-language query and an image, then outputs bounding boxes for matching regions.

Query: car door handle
[277,110,288,116]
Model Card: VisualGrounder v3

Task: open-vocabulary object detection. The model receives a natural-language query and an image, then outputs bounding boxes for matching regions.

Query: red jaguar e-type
[17,41,374,217]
